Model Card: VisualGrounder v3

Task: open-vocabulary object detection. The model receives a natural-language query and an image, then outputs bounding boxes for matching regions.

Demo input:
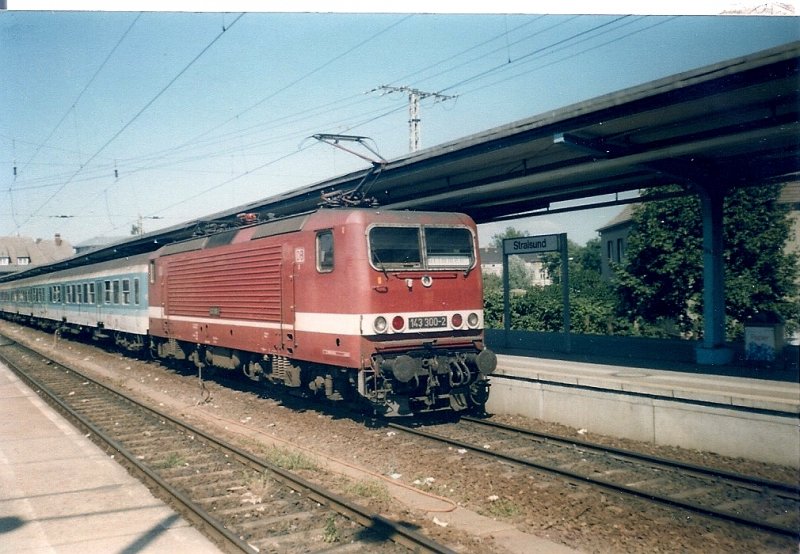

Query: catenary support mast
[375,86,457,152]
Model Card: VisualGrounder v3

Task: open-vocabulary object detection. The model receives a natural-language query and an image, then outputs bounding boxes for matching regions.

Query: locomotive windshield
[368,225,474,270]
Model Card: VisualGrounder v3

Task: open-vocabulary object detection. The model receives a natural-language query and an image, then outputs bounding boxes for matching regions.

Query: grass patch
[262,445,318,471]
[345,479,391,502]
[486,498,521,518]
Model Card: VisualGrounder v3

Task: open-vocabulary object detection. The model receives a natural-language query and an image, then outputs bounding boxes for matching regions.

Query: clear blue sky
[1,8,797,247]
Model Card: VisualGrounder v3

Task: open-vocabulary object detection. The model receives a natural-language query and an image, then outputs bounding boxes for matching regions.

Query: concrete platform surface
[0,361,222,554]
[495,354,800,414]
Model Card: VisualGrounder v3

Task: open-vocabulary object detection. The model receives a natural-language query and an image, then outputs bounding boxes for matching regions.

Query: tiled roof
[597,204,636,232]
[0,235,74,271]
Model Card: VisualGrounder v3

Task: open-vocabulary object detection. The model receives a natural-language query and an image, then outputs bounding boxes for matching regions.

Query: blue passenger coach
[0,254,149,351]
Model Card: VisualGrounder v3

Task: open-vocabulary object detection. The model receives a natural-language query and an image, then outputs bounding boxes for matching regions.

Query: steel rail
[389,419,799,538]
[0,343,252,554]
[0,338,455,554]
[463,416,800,495]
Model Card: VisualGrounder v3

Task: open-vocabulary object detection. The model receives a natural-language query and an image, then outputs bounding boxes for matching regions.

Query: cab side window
[316,230,334,273]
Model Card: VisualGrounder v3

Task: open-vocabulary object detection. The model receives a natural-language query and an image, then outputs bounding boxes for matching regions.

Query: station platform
[0,361,222,554]
[485,352,800,468]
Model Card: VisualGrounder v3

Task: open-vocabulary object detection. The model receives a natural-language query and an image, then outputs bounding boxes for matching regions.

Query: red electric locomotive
[148,208,496,415]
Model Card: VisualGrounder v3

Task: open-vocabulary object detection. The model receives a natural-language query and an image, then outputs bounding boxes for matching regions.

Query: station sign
[502,234,561,255]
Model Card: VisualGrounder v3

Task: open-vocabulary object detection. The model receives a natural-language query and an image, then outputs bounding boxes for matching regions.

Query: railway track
[390,415,800,539]
[0,337,455,554]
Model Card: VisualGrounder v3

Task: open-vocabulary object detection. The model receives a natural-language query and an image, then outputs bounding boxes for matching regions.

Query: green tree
[490,226,533,289]
[491,226,528,249]
[615,184,798,339]
[549,239,618,334]
[579,238,602,273]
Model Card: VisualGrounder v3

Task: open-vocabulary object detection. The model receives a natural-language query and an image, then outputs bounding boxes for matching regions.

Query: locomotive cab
[300,210,496,415]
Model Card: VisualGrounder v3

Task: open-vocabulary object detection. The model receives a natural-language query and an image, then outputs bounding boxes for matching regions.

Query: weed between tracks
[158,452,186,469]
[323,514,340,543]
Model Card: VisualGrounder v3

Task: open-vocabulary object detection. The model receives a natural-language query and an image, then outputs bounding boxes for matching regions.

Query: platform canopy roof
[4,41,798,280]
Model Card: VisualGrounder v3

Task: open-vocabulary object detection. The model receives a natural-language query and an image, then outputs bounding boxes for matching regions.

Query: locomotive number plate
[408,316,447,329]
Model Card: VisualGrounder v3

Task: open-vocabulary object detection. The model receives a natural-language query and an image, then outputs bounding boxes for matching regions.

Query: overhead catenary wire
[138,14,415,177]
[386,15,547,87]
[6,14,691,240]
[393,15,580,92]
[12,16,648,198]
[15,13,143,181]
[8,94,393,199]
[89,15,683,236]
[18,12,246,231]
[456,16,678,98]
[96,103,410,233]
[439,15,632,94]
[11,16,626,196]
[63,14,414,235]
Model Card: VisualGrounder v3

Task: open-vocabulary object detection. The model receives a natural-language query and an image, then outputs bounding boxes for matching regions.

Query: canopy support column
[695,184,734,365]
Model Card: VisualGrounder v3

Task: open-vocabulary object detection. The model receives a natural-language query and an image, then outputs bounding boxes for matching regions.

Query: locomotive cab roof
[150,208,477,259]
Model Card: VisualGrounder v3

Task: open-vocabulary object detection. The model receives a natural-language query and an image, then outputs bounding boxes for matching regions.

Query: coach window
[316,230,334,273]
[133,278,140,305]
[122,279,130,305]
[113,280,120,304]
[88,283,96,304]
[77,284,84,304]
[104,281,112,304]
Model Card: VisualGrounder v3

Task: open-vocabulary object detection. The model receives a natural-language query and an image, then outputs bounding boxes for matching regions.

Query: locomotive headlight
[467,312,480,328]
[374,316,388,333]
[451,313,463,328]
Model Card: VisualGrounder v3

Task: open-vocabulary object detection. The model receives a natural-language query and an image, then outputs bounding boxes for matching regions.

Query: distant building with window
[0,234,74,276]
[597,183,800,282]
[597,205,633,280]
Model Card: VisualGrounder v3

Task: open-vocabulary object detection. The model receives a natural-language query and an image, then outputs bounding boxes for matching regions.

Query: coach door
[93,281,100,325]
